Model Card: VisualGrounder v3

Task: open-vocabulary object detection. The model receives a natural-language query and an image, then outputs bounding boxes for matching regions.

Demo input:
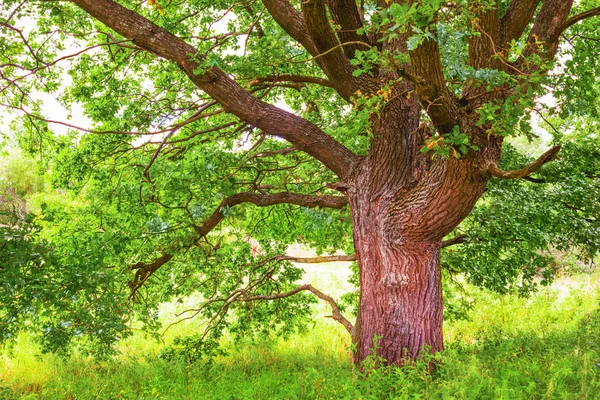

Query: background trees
[0,0,599,364]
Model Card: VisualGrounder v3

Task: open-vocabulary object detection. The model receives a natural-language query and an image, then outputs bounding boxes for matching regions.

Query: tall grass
[1,273,599,399]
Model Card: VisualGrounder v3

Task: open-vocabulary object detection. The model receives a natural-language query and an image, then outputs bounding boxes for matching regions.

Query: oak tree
[1,0,599,364]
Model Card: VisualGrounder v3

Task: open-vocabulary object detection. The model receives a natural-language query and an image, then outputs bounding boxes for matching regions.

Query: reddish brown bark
[353,235,444,362]
[347,148,490,364]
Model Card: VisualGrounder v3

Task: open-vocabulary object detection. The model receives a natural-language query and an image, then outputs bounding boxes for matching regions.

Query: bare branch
[241,283,354,335]
[487,146,561,180]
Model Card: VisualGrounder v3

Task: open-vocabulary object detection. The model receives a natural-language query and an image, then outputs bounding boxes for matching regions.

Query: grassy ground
[1,271,599,399]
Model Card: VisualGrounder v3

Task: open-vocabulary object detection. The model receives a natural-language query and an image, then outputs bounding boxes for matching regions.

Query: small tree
[1,0,599,364]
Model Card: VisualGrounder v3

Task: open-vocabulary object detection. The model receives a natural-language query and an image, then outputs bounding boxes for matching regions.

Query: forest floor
[1,265,599,399]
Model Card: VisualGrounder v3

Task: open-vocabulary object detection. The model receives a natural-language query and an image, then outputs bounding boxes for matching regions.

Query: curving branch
[193,192,348,237]
[487,145,561,180]
[557,6,600,37]
[240,283,354,335]
[127,191,347,297]
[71,0,359,179]
[128,253,173,299]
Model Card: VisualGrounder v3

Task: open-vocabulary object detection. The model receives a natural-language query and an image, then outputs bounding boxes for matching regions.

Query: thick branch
[260,0,320,57]
[525,0,573,57]
[301,0,363,100]
[409,38,460,134]
[468,2,502,70]
[326,0,368,58]
[487,146,561,179]
[261,0,366,100]
[557,6,600,37]
[501,0,542,44]
[250,74,333,88]
[241,283,354,335]
[71,0,359,178]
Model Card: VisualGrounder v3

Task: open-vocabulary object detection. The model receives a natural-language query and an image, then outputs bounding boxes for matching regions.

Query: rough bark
[347,103,492,364]
[347,157,489,363]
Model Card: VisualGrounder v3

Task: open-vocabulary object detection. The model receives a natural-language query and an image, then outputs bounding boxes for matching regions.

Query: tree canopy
[0,0,599,363]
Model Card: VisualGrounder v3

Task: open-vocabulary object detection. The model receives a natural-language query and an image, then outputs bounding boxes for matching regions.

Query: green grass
[1,273,599,399]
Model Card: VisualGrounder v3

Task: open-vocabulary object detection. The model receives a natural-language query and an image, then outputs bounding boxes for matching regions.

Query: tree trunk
[348,154,491,365]
[354,235,443,364]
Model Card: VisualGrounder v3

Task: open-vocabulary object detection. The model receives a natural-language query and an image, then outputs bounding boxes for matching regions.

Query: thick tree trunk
[347,153,492,365]
[353,235,443,363]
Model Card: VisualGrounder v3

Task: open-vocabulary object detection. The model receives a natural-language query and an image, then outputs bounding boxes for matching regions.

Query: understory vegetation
[2,269,599,400]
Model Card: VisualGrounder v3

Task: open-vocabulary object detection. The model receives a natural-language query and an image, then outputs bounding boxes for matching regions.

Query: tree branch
[193,192,347,238]
[240,283,354,335]
[557,6,600,37]
[280,255,356,263]
[524,0,573,59]
[271,237,465,266]
[126,191,347,297]
[468,2,502,70]
[300,0,364,100]
[409,38,460,134]
[501,0,542,44]
[249,74,333,88]
[487,146,561,179]
[128,253,173,299]
[326,0,368,58]
[260,0,320,56]
[71,0,359,178]
[441,234,468,248]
